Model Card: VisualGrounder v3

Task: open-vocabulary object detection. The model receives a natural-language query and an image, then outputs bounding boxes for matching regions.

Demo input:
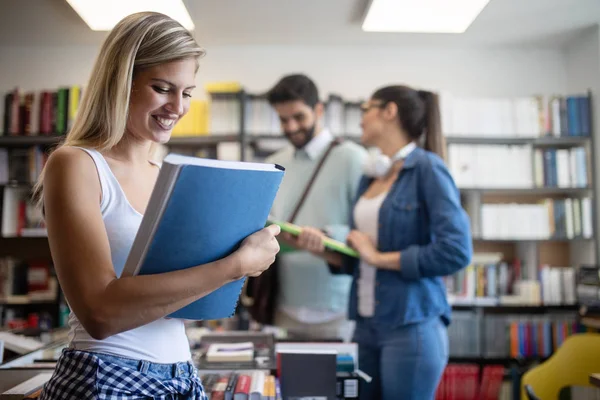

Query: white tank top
[353,192,387,318]
[66,147,191,363]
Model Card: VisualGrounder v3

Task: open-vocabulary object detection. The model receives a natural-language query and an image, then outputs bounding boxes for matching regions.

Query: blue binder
[122,153,285,320]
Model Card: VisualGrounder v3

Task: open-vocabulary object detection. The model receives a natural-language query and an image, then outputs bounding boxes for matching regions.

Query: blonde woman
[36,12,280,399]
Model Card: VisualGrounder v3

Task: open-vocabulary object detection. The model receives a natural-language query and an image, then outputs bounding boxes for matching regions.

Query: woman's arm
[397,156,472,279]
[345,157,472,277]
[346,230,400,270]
[44,147,280,340]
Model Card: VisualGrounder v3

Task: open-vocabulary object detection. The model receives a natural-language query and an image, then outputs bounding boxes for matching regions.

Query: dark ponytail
[372,85,445,160]
[417,90,445,160]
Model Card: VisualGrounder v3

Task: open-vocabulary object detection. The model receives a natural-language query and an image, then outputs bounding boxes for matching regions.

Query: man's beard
[284,123,317,150]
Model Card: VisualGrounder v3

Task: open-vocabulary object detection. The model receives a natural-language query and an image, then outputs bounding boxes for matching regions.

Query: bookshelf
[1,86,597,349]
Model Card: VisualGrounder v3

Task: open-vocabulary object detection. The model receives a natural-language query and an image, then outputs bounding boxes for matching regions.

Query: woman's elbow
[80,308,116,340]
[451,238,472,271]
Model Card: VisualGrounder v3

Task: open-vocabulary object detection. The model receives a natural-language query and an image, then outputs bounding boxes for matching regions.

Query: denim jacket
[330,146,472,328]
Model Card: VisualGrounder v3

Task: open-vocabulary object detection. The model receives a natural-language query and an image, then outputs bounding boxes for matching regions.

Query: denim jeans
[92,351,197,380]
[353,316,449,400]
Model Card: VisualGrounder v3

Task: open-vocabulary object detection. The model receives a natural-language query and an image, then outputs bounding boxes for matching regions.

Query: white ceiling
[0,0,599,49]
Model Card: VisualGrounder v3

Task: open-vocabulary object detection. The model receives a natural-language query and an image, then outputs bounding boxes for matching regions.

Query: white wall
[0,45,568,100]
[564,25,600,265]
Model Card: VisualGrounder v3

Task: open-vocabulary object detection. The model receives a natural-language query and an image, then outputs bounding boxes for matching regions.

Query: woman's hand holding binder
[234,224,282,278]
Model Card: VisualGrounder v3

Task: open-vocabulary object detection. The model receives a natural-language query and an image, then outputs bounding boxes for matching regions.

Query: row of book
[0,259,55,302]
[2,87,82,136]
[212,92,365,138]
[212,90,593,139]
[435,363,600,400]
[1,187,46,238]
[0,183,593,242]
[537,147,589,188]
[448,144,589,189]
[439,93,591,137]
[172,99,209,137]
[323,95,365,137]
[0,258,58,329]
[1,86,594,142]
[577,265,600,308]
[577,266,600,331]
[447,311,583,358]
[0,147,48,185]
[435,364,507,400]
[243,95,280,136]
[444,254,577,306]
[199,370,278,400]
[1,85,222,138]
[209,92,241,135]
[476,198,593,240]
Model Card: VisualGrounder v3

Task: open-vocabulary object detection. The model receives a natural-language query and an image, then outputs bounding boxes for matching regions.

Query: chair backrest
[520,332,600,399]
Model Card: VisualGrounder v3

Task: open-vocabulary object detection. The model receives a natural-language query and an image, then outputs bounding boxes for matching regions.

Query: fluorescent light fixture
[362,0,490,33]
[66,0,195,31]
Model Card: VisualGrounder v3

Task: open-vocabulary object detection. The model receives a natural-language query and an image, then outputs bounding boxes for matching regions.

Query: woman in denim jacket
[290,85,472,399]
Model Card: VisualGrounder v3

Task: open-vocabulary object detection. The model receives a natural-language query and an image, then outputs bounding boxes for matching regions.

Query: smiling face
[126,58,197,144]
[273,100,323,149]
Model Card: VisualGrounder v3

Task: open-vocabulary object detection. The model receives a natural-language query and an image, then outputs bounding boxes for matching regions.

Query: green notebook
[267,219,360,258]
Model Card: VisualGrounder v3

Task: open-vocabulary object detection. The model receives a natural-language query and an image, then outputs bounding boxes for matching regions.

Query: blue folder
[122,153,285,320]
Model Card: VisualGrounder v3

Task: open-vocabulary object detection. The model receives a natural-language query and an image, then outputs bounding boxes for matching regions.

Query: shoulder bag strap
[288,137,343,224]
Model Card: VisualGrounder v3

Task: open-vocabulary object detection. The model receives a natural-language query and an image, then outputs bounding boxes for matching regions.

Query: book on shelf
[439,93,591,138]
[277,350,338,400]
[199,370,279,400]
[171,99,209,137]
[576,265,600,312]
[449,308,583,360]
[121,153,285,320]
[207,89,242,136]
[436,364,506,400]
[206,341,255,363]
[2,186,48,238]
[476,198,593,241]
[2,86,82,137]
[444,252,578,307]
[448,144,590,189]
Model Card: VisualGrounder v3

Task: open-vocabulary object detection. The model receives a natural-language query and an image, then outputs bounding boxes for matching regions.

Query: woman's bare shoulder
[44,146,100,194]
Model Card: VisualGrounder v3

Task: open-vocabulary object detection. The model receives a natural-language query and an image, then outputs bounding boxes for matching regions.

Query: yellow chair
[521,332,600,399]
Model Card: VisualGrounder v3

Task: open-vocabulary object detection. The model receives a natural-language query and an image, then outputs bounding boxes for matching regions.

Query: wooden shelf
[472,237,593,243]
[445,135,590,147]
[0,237,51,259]
[452,304,579,313]
[449,356,548,365]
[0,298,56,306]
[4,134,585,149]
[167,135,240,146]
[0,134,242,147]
[0,135,64,146]
[248,135,285,141]
[460,187,592,197]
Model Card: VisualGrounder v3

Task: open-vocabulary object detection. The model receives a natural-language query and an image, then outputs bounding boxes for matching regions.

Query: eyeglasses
[359,102,385,114]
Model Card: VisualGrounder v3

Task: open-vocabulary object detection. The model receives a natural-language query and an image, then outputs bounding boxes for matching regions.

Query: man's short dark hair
[266,74,319,108]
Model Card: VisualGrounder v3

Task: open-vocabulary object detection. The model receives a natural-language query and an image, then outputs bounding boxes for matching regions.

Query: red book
[40,92,52,135]
[234,374,251,399]
[211,376,229,400]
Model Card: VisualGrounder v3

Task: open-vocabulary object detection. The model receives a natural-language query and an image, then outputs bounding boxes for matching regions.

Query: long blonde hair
[34,12,205,204]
